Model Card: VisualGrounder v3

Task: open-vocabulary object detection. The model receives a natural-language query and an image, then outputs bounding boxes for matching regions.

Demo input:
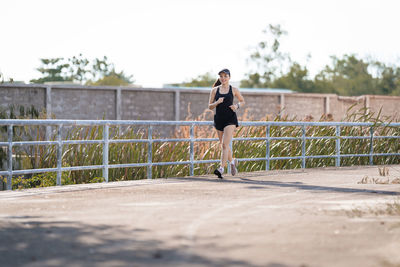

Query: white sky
[1,0,400,87]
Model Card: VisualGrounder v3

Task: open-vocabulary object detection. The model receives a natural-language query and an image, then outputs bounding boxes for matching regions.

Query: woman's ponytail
[213,78,221,88]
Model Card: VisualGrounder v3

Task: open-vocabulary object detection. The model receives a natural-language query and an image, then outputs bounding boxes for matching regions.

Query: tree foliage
[270,62,315,93]
[30,58,70,84]
[30,54,134,86]
[241,24,291,88]
[169,72,216,87]
[0,71,14,84]
[86,70,133,86]
[240,24,400,96]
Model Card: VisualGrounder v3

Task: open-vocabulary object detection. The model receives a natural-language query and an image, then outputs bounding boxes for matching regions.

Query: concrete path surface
[1,166,400,267]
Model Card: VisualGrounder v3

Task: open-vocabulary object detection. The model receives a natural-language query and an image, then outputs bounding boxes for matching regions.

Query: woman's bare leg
[221,125,235,168]
[217,130,233,166]
[217,130,223,144]
[227,143,233,163]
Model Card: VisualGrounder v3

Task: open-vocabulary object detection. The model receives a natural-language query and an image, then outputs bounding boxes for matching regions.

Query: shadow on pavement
[177,177,400,196]
[0,216,277,267]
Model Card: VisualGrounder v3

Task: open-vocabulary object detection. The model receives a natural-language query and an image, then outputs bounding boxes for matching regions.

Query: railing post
[103,124,109,182]
[301,125,306,169]
[369,126,374,165]
[116,87,122,120]
[189,124,194,176]
[147,126,153,179]
[45,85,52,140]
[266,125,270,170]
[174,90,180,121]
[7,125,13,190]
[336,126,341,167]
[56,125,63,186]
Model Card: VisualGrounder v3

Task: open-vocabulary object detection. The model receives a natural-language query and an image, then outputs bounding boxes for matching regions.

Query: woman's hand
[216,97,224,105]
[229,104,238,112]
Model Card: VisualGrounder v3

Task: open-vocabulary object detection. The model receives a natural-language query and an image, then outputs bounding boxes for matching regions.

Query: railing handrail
[1,119,400,190]
[1,119,400,127]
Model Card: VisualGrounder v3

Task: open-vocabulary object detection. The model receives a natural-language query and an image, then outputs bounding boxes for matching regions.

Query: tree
[240,24,291,88]
[86,70,134,86]
[314,55,377,96]
[270,62,316,93]
[372,61,400,96]
[30,58,71,84]
[0,71,14,84]
[67,54,90,83]
[170,72,216,87]
[85,56,134,86]
[30,55,134,86]
[240,24,400,96]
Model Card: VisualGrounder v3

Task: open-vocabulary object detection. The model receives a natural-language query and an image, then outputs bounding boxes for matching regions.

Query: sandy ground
[1,166,400,267]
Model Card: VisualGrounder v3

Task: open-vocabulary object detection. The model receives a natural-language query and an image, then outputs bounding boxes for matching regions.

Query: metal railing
[1,119,400,190]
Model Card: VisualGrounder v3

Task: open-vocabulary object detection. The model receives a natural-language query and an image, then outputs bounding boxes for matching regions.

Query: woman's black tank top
[214,85,235,116]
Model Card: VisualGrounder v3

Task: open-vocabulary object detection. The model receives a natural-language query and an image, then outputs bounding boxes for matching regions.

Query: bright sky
[1,0,400,87]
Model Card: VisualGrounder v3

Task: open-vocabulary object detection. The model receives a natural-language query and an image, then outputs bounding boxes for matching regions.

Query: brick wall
[1,84,399,122]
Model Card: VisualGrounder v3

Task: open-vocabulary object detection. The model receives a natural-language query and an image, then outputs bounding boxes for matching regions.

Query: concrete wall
[52,88,116,120]
[328,95,365,120]
[284,94,325,120]
[121,90,175,121]
[0,86,46,111]
[1,84,400,122]
[239,93,281,120]
[367,95,400,119]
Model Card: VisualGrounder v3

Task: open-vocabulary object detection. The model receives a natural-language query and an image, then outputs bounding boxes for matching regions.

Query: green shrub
[11,172,73,190]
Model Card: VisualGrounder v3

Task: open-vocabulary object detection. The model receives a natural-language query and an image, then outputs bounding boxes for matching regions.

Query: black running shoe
[213,168,223,179]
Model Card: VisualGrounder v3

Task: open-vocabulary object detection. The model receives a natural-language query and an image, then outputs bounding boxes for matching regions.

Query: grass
[345,200,400,218]
[358,166,400,184]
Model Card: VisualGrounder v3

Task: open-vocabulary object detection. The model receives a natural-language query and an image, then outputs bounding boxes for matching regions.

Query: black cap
[218,69,230,76]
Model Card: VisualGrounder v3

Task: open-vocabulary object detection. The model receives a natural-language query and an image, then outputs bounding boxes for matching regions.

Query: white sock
[230,159,235,165]
[218,166,224,173]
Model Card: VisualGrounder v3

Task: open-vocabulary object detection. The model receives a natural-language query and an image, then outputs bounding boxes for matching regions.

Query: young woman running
[208,69,245,179]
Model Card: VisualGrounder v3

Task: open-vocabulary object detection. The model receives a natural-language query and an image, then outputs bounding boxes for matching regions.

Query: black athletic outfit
[213,85,239,131]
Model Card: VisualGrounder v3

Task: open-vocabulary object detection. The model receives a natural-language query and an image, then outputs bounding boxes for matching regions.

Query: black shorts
[214,113,239,131]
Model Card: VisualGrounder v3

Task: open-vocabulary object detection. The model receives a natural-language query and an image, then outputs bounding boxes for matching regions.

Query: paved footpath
[1,166,400,267]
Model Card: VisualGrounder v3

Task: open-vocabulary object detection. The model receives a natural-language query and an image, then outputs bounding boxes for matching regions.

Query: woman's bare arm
[229,87,245,112]
[208,87,224,110]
